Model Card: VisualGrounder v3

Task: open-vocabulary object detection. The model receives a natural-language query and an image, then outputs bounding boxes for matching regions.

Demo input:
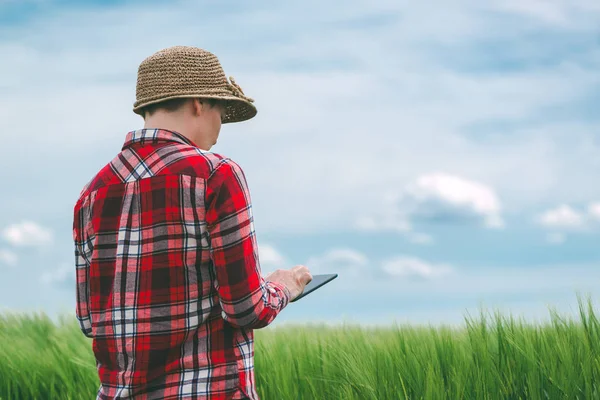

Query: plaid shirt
[73,128,291,400]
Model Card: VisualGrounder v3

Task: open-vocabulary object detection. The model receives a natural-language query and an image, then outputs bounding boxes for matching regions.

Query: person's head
[140,97,228,150]
[132,46,258,150]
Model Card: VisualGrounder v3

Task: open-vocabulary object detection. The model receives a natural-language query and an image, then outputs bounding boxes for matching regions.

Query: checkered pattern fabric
[73,128,291,399]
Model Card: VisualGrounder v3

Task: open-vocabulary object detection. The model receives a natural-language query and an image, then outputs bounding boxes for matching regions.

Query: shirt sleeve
[205,159,291,329]
[73,195,94,338]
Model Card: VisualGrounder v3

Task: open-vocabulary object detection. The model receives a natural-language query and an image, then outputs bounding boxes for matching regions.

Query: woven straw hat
[133,46,257,123]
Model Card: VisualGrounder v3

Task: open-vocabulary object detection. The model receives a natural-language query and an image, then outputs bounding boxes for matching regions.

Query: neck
[144,117,193,141]
[144,115,184,134]
[143,117,212,151]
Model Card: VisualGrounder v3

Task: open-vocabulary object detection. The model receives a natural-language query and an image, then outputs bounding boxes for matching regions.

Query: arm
[73,196,94,338]
[205,159,291,329]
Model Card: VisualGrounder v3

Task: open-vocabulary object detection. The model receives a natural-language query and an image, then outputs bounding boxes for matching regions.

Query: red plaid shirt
[73,128,291,400]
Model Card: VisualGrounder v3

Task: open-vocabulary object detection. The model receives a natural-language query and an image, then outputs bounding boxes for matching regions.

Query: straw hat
[133,46,257,123]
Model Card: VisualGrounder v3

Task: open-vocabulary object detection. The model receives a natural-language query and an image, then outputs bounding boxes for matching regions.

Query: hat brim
[133,94,257,124]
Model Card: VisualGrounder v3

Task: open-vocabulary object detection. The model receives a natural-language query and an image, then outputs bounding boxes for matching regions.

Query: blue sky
[0,0,599,328]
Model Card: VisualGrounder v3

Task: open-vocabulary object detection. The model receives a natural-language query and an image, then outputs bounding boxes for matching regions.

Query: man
[73,45,312,400]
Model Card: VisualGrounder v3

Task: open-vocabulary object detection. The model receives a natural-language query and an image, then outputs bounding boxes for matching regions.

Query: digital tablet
[290,273,338,303]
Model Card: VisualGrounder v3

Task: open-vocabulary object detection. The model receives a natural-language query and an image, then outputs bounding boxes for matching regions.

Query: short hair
[141,97,223,119]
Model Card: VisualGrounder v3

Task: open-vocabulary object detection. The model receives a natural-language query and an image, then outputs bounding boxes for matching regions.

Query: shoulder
[74,162,113,205]
[158,144,245,180]
[184,148,245,181]
[200,153,252,201]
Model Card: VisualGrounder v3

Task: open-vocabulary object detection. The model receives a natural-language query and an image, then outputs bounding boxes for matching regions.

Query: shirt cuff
[266,280,292,308]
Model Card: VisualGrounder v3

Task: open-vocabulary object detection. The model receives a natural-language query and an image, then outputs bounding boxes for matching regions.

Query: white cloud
[381,256,454,280]
[407,173,504,228]
[546,232,566,245]
[538,205,585,229]
[537,203,600,242]
[588,203,600,221]
[357,172,503,234]
[0,249,17,267]
[305,248,369,278]
[2,221,53,246]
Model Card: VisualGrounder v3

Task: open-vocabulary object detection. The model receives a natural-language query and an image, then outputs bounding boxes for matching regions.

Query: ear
[191,98,204,116]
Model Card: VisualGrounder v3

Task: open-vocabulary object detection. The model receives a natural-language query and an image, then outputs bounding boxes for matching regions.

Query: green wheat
[0,293,598,399]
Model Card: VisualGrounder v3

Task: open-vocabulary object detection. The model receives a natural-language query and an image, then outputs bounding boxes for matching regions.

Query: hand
[265,265,313,301]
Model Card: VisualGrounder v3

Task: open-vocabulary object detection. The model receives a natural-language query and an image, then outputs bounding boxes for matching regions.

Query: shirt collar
[122,128,198,150]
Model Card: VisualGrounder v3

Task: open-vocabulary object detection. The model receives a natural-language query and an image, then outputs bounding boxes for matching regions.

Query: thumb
[300,271,313,285]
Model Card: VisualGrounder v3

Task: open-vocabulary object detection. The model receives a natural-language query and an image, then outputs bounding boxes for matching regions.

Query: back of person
[73,46,312,400]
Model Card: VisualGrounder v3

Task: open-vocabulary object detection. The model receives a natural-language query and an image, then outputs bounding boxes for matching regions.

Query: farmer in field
[73,45,312,400]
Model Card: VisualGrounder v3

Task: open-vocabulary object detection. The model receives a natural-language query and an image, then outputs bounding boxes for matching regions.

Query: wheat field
[0,294,598,399]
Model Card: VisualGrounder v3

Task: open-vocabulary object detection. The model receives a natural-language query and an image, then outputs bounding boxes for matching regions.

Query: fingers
[291,265,308,273]
[292,265,312,285]
[303,272,313,285]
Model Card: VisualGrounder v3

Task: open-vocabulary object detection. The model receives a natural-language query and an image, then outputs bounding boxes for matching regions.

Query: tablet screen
[289,273,338,303]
